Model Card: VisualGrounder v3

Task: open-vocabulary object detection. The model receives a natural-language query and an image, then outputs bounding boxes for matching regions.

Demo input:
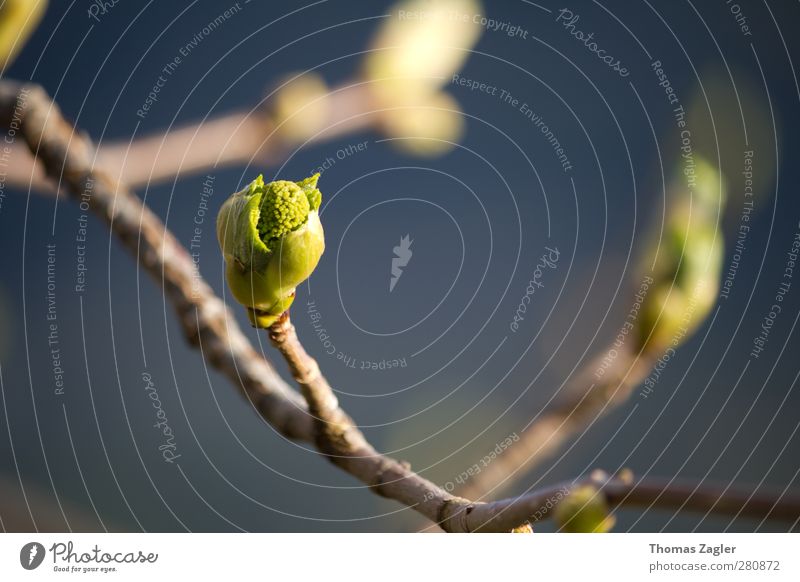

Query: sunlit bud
[379,90,464,156]
[553,485,616,533]
[217,174,325,328]
[364,0,482,103]
[269,72,331,144]
[0,0,47,70]
[362,0,481,156]
[636,157,726,356]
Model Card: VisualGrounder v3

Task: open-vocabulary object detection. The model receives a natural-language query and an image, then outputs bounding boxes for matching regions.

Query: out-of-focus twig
[99,81,377,187]
[267,313,800,530]
[0,476,107,532]
[4,80,798,532]
[5,81,377,194]
[266,313,540,532]
[489,470,800,528]
[0,80,313,442]
[0,79,544,532]
[458,347,653,500]
[461,158,728,501]
[6,0,485,194]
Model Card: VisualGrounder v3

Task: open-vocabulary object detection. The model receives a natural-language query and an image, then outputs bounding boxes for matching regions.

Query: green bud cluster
[256,177,321,248]
[217,174,325,328]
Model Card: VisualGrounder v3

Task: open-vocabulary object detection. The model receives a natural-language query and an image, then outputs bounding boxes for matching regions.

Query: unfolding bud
[0,0,47,70]
[269,72,331,144]
[553,485,615,533]
[636,157,726,356]
[364,0,482,103]
[363,0,481,156]
[217,174,325,328]
[379,91,465,156]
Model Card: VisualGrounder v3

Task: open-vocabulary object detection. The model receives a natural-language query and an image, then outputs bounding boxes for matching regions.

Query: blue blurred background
[0,0,798,532]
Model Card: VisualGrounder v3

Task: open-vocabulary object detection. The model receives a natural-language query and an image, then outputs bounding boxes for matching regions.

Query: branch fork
[3,80,799,533]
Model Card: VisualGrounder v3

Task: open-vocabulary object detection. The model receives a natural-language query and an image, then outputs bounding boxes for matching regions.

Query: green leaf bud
[553,485,615,533]
[378,91,465,157]
[636,157,726,356]
[269,72,331,144]
[364,0,482,104]
[217,174,325,328]
[363,0,481,156]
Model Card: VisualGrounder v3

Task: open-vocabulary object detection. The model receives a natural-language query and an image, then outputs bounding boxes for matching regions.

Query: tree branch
[475,470,800,529]
[3,80,797,532]
[0,79,527,532]
[3,80,375,194]
[0,80,313,442]
[265,313,518,532]
[459,345,654,500]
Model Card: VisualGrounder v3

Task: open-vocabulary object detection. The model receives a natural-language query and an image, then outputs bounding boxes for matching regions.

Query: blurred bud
[553,485,615,533]
[0,0,47,70]
[687,68,776,208]
[217,174,325,328]
[379,90,464,156]
[269,72,331,144]
[636,157,726,355]
[365,0,482,102]
[363,0,482,156]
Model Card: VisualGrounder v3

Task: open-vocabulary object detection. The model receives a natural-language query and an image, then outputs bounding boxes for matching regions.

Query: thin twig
[4,80,375,193]
[459,345,654,500]
[603,475,800,523]
[0,79,530,532]
[267,312,485,532]
[3,80,798,532]
[0,80,313,442]
[0,477,108,532]
[265,315,800,530]
[485,470,800,527]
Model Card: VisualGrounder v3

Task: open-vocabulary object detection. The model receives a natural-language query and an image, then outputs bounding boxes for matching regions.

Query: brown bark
[2,80,797,532]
